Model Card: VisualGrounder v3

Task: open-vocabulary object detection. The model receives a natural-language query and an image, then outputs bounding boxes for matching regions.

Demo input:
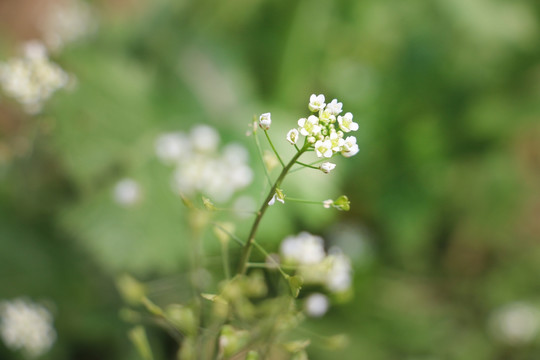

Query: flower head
[0,298,56,357]
[337,112,358,133]
[259,113,272,130]
[341,136,359,158]
[319,162,336,174]
[304,293,329,317]
[298,115,321,136]
[308,94,326,112]
[286,128,299,145]
[314,139,333,158]
[325,99,343,116]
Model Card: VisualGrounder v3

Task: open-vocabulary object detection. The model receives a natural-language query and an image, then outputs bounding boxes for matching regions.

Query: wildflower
[191,125,220,153]
[39,0,97,52]
[0,41,69,114]
[308,94,326,112]
[341,136,359,158]
[337,112,358,133]
[155,132,190,164]
[286,128,299,145]
[329,131,345,152]
[165,125,253,203]
[0,298,56,357]
[314,139,333,158]
[325,99,343,116]
[319,162,336,174]
[259,113,272,130]
[489,302,540,346]
[280,232,325,265]
[323,199,333,208]
[324,249,353,293]
[113,179,141,207]
[304,293,329,317]
[298,115,321,136]
[268,188,285,206]
[318,109,336,125]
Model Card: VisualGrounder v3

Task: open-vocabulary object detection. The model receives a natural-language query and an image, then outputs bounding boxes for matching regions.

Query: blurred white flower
[0,41,69,114]
[304,293,329,318]
[280,232,354,294]
[191,125,220,153]
[324,248,353,293]
[308,94,326,112]
[280,232,325,265]
[259,113,272,130]
[113,178,142,207]
[39,0,97,52]
[0,298,56,357]
[155,132,190,164]
[160,125,253,203]
[489,302,540,346]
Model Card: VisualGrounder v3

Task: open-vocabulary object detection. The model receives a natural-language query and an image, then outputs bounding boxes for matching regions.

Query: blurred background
[1,0,540,359]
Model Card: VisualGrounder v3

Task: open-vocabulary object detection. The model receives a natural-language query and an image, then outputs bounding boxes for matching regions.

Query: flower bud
[286,128,299,145]
[259,113,271,130]
[319,162,336,174]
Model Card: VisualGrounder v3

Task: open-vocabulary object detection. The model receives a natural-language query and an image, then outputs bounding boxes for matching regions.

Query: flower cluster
[156,125,253,203]
[286,94,359,160]
[0,42,69,114]
[0,298,56,357]
[280,232,353,295]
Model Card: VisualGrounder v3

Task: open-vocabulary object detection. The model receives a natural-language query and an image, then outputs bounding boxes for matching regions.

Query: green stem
[264,130,285,167]
[285,197,325,205]
[236,146,307,275]
[295,161,319,170]
[254,129,273,187]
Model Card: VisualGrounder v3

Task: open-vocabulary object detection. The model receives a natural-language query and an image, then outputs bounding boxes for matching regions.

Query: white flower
[298,115,321,136]
[308,94,326,112]
[323,199,333,208]
[329,131,345,152]
[489,302,540,346]
[324,249,353,293]
[259,112,272,130]
[325,99,343,116]
[155,132,190,164]
[0,41,69,114]
[337,112,358,132]
[0,298,56,357]
[268,189,285,206]
[319,162,336,174]
[305,293,329,318]
[165,125,253,203]
[280,232,325,265]
[341,136,359,157]
[113,178,141,207]
[318,109,336,125]
[286,128,299,145]
[314,139,333,158]
[191,125,220,153]
[39,0,97,52]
